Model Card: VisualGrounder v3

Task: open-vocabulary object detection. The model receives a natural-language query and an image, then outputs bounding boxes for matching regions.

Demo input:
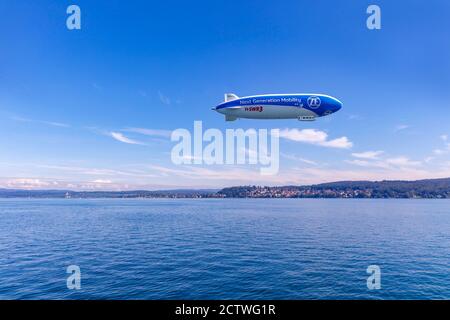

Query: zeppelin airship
[212,93,342,121]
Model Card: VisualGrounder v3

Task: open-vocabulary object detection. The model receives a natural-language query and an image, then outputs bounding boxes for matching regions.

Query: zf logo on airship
[307,96,321,109]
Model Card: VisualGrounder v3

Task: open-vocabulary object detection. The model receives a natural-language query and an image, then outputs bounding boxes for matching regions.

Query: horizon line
[1,177,449,193]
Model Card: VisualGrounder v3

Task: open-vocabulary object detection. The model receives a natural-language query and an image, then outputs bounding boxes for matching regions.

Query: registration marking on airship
[212,93,342,121]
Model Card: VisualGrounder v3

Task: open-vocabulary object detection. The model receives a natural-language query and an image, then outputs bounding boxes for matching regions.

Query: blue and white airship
[212,93,342,121]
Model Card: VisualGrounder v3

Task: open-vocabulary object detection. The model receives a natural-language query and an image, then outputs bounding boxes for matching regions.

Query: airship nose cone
[333,99,343,112]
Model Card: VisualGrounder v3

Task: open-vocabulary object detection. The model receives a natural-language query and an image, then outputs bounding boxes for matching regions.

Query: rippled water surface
[0,198,449,299]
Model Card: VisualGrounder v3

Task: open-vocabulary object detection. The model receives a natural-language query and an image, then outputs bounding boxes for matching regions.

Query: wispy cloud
[348,114,363,120]
[110,132,145,145]
[294,166,450,185]
[351,150,384,160]
[346,159,390,169]
[146,164,290,184]
[145,159,450,188]
[158,91,171,105]
[2,157,450,190]
[37,164,156,178]
[432,134,450,156]
[347,156,421,169]
[280,153,319,166]
[11,116,70,128]
[279,128,352,149]
[138,90,147,97]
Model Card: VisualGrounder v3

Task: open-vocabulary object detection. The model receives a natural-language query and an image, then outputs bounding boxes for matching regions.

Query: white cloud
[125,127,172,138]
[320,137,353,149]
[279,128,352,149]
[347,155,422,169]
[0,177,125,191]
[2,178,55,189]
[385,157,421,167]
[434,149,446,155]
[351,150,384,159]
[346,159,390,169]
[91,179,112,184]
[395,124,410,132]
[43,121,69,128]
[431,135,450,156]
[110,132,144,145]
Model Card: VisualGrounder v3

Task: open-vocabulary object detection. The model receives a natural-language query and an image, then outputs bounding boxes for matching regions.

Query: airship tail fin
[224,93,239,102]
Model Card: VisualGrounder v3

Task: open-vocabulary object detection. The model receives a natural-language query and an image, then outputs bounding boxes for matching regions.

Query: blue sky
[1,0,450,190]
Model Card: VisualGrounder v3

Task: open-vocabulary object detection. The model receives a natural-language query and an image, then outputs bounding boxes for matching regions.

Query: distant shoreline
[1,197,449,201]
[1,177,449,199]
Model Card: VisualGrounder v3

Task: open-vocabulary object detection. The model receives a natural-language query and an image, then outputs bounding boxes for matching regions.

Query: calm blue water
[0,198,449,299]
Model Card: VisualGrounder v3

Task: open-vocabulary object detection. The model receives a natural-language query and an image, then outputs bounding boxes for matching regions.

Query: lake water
[0,198,449,299]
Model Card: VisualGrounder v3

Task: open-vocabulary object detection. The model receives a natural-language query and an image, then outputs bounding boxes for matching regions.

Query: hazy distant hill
[1,178,450,199]
[0,189,218,199]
